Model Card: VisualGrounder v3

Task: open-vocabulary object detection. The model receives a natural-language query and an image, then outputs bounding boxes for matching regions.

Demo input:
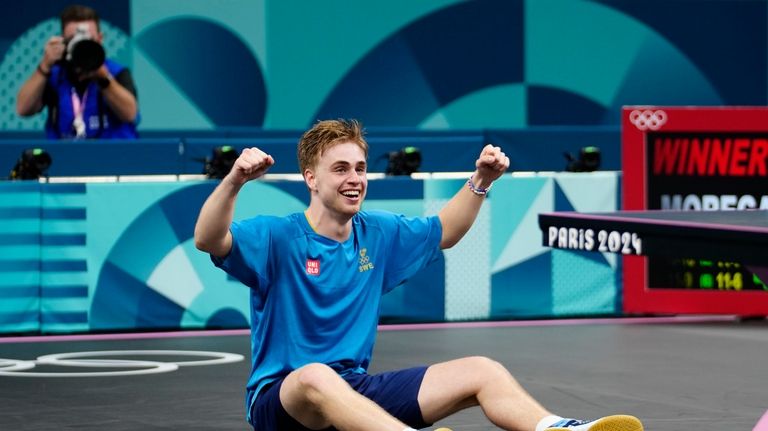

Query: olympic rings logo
[629,109,667,131]
[0,350,244,377]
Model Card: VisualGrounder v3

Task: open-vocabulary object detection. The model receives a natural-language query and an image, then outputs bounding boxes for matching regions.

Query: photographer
[16,4,139,139]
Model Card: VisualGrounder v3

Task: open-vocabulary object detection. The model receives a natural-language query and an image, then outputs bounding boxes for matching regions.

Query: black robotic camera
[564,146,601,172]
[9,148,52,180]
[385,146,422,176]
[204,146,239,179]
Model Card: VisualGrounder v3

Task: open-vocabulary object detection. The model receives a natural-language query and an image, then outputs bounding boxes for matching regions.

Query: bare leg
[418,356,551,431]
[280,363,409,431]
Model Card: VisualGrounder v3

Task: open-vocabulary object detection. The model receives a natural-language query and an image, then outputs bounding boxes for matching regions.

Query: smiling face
[305,141,368,218]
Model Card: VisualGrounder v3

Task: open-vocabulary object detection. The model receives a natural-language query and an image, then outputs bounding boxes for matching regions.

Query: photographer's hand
[40,36,65,74]
[90,65,138,123]
[16,36,64,116]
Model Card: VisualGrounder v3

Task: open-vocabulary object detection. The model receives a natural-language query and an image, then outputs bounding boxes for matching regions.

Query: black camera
[564,146,601,172]
[385,146,422,176]
[204,146,239,179]
[63,23,105,72]
[9,148,52,180]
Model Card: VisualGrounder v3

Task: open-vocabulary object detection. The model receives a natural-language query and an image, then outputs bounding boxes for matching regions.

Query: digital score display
[648,258,768,292]
[644,131,768,294]
[622,107,768,315]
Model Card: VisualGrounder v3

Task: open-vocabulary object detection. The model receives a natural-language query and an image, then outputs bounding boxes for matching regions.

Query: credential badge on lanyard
[71,87,88,139]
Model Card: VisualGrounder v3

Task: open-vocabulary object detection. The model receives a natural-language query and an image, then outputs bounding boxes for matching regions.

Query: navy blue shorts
[250,366,431,431]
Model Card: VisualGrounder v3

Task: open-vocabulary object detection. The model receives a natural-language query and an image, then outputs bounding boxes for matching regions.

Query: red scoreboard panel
[622,106,768,315]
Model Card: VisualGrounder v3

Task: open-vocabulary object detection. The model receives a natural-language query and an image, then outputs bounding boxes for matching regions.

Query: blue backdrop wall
[0,173,619,334]
[0,0,764,132]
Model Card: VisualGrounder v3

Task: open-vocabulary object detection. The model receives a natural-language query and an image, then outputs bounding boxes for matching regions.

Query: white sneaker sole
[547,414,644,431]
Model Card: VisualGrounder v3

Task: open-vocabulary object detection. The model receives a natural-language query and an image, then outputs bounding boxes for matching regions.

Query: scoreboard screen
[648,258,767,292]
[622,107,768,315]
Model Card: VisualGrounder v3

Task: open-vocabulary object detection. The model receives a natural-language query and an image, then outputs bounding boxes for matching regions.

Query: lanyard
[70,87,89,139]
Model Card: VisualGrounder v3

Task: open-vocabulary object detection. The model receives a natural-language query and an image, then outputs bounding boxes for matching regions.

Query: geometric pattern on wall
[592,0,766,105]
[1,175,620,334]
[490,173,619,318]
[524,0,727,126]
[0,0,765,130]
[314,0,736,128]
[314,0,524,127]
[134,17,266,127]
[90,184,214,330]
[90,182,306,331]
[0,183,89,334]
[0,183,43,334]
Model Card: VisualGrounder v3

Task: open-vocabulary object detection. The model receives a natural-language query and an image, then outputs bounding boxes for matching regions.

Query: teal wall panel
[0,173,619,334]
[0,183,41,333]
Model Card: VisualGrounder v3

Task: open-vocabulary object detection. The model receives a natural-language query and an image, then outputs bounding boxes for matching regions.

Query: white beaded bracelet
[467,175,492,196]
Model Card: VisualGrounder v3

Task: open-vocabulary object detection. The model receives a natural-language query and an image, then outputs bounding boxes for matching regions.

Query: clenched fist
[473,144,510,188]
[226,147,275,186]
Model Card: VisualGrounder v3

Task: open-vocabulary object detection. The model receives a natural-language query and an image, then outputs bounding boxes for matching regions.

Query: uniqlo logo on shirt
[306,259,320,275]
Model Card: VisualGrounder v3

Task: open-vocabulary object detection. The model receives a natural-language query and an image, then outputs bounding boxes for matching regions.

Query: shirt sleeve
[211,216,273,297]
[114,68,137,99]
[382,213,443,293]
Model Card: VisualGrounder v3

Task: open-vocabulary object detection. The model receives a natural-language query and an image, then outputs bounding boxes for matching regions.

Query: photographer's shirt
[42,59,139,139]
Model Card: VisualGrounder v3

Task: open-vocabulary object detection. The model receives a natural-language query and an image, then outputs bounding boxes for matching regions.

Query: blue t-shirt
[214,210,442,423]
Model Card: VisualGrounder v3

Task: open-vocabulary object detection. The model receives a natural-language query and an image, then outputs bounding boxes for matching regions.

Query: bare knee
[293,363,343,402]
[464,356,505,371]
[281,363,345,428]
[463,356,515,383]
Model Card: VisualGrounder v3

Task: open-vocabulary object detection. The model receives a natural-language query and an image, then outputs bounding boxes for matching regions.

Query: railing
[0,127,621,178]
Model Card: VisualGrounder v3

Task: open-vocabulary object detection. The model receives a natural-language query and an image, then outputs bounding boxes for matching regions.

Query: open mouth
[340,190,361,201]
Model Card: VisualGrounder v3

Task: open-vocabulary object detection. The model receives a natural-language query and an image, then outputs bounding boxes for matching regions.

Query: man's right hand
[226,147,275,187]
[41,36,65,73]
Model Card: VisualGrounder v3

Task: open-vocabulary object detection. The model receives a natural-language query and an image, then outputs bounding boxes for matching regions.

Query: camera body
[386,146,422,176]
[204,146,239,179]
[564,146,601,172]
[63,23,105,72]
[9,148,52,180]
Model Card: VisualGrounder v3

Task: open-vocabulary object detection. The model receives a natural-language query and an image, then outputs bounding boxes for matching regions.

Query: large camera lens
[69,38,105,72]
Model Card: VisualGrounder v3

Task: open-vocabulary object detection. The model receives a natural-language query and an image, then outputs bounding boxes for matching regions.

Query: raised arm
[438,144,509,249]
[194,148,274,257]
[16,36,64,117]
